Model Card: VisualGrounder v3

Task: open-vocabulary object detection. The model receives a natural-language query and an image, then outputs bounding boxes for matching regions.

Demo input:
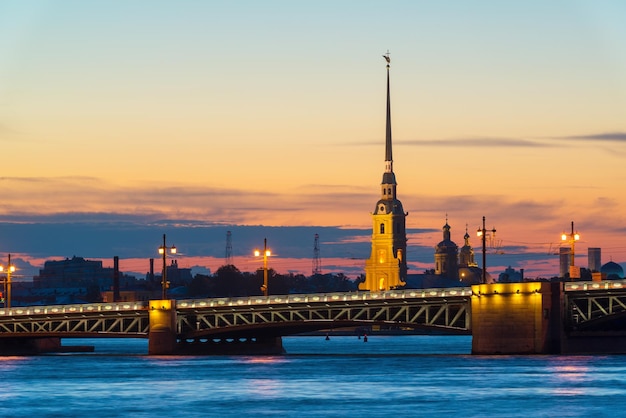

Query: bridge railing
[0,287,474,317]
[564,279,626,292]
[0,301,147,317]
[176,287,473,309]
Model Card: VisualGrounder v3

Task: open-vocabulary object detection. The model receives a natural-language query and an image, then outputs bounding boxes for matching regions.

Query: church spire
[380,52,397,200]
[362,52,407,292]
[383,51,393,174]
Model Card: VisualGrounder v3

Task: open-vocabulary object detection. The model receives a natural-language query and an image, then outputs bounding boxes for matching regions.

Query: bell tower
[361,53,408,292]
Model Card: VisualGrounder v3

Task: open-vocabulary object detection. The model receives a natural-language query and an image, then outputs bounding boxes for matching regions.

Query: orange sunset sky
[1,1,625,279]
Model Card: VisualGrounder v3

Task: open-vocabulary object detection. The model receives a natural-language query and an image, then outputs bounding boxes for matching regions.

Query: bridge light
[477,216,497,284]
[560,221,581,278]
[0,254,17,308]
[254,238,271,297]
[158,234,178,300]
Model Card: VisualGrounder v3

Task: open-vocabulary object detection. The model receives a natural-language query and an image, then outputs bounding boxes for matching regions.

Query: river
[0,335,624,417]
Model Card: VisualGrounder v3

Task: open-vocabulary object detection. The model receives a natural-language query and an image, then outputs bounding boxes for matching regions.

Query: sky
[1,0,625,281]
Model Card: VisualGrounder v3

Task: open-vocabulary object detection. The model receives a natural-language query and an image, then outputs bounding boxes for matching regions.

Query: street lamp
[561,221,580,278]
[477,216,496,284]
[254,238,271,296]
[0,254,16,309]
[158,234,177,300]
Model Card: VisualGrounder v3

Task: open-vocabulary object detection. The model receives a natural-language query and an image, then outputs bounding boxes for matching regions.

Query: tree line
[186,264,362,298]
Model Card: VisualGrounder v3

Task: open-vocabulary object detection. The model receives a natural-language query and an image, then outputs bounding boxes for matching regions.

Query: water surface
[0,336,623,417]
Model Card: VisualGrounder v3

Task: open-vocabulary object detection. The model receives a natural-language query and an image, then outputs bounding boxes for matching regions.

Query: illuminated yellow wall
[148,299,178,355]
[471,282,559,354]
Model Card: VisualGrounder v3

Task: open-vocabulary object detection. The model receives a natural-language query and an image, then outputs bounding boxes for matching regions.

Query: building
[361,54,408,292]
[34,256,115,289]
[601,261,624,280]
[588,247,601,272]
[434,220,459,280]
[459,227,478,269]
[498,266,525,283]
[559,247,569,278]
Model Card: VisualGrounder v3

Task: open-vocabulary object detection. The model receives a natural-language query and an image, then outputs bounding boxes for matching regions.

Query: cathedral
[433,220,484,285]
[360,56,484,292]
[360,54,408,292]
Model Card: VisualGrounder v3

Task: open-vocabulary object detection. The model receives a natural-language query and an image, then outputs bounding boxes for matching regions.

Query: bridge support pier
[0,337,94,355]
[471,282,562,354]
[0,337,63,355]
[148,300,177,355]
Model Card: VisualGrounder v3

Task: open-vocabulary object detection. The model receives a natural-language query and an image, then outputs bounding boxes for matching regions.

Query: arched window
[380,223,385,234]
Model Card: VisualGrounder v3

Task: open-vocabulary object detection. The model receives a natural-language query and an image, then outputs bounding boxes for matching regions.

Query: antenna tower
[225,230,233,265]
[312,233,321,275]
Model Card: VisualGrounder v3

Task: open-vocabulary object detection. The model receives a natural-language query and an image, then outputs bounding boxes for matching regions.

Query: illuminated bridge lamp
[477,216,496,284]
[254,238,271,296]
[0,254,16,309]
[561,221,580,277]
[158,234,177,300]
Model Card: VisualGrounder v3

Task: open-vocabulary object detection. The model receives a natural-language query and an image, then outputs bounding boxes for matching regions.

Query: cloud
[398,137,549,148]
[0,176,378,227]
[342,132,626,150]
[1,175,625,281]
[347,137,549,148]
[558,132,626,142]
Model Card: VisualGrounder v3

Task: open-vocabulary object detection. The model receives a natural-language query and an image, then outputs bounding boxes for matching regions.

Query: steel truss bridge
[0,288,473,342]
[564,280,626,333]
[3,281,626,348]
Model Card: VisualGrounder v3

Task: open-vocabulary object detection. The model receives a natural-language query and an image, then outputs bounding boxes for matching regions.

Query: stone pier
[471,282,562,354]
[148,299,178,355]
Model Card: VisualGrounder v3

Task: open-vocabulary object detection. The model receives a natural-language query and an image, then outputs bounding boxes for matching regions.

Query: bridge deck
[0,288,474,339]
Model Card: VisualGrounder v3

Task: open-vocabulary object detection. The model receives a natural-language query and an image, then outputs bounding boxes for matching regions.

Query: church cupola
[459,225,478,268]
[434,217,459,280]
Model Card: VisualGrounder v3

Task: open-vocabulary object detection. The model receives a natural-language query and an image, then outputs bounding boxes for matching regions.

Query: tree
[213,264,245,297]
[187,274,212,297]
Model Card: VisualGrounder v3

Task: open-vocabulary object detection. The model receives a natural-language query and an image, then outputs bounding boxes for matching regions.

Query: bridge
[0,288,472,355]
[2,280,626,355]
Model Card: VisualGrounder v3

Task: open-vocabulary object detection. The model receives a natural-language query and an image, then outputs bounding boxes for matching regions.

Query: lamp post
[477,216,496,284]
[254,238,271,296]
[561,221,580,278]
[0,254,16,309]
[158,234,177,300]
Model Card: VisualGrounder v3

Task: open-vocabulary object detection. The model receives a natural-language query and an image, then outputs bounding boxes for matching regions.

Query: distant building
[403,220,484,289]
[601,261,624,280]
[498,266,524,283]
[34,256,115,289]
[588,248,601,272]
[31,256,147,304]
[559,247,570,278]
[154,260,193,288]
